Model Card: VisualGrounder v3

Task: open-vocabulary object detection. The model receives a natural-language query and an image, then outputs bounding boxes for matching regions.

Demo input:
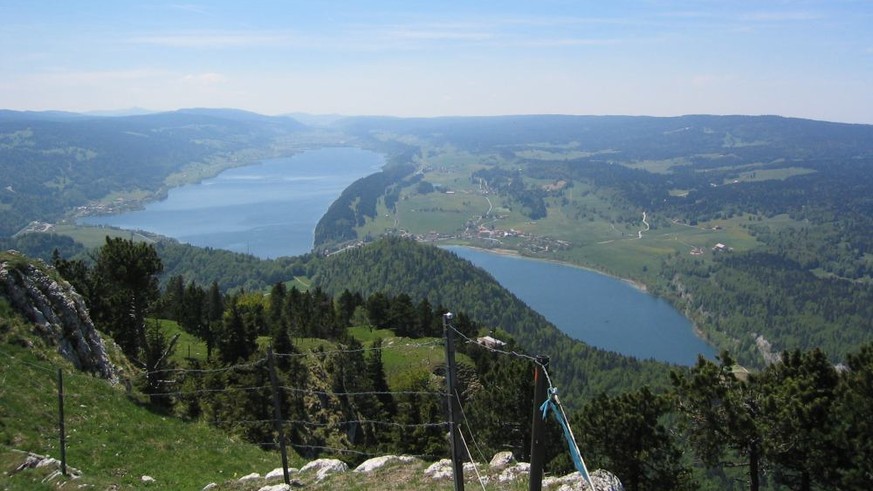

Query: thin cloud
[39,68,167,84]
[181,72,226,85]
[128,31,297,48]
[382,28,493,42]
[740,11,821,22]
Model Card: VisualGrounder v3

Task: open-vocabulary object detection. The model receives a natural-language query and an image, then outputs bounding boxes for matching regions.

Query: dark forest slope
[313,237,671,405]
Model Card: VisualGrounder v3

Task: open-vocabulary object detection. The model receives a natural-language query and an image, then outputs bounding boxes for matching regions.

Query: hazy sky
[2,1,872,123]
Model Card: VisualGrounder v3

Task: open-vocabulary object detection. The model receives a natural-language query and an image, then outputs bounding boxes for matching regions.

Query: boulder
[299,458,348,481]
[258,485,292,491]
[424,459,453,480]
[265,467,298,480]
[238,472,260,482]
[543,469,624,491]
[498,462,530,483]
[489,451,515,470]
[11,452,81,480]
[354,455,418,473]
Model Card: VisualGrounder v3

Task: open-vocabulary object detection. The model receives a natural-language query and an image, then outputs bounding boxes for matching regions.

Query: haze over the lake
[1,1,871,124]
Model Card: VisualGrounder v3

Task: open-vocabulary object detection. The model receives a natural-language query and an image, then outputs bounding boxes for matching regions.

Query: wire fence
[1,325,579,490]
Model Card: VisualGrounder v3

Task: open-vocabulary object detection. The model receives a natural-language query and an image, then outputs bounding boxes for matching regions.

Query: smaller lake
[446,246,716,365]
[81,147,384,258]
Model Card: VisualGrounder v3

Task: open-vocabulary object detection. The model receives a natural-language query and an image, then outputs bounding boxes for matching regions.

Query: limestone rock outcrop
[0,253,120,382]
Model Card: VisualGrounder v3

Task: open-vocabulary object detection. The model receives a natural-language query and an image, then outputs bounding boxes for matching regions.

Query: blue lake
[445,246,716,365]
[82,147,384,258]
[82,146,714,364]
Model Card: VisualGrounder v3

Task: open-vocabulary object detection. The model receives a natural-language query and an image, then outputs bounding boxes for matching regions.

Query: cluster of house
[690,242,733,256]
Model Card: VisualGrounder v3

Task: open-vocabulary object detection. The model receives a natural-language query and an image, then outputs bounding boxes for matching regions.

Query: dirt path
[638,211,649,239]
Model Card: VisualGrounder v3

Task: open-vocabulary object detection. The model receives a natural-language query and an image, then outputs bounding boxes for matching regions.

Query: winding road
[638,211,649,239]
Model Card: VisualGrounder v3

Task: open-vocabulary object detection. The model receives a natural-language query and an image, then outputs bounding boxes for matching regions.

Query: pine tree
[832,343,873,488]
[268,282,287,334]
[204,281,224,359]
[366,338,395,417]
[758,349,839,491]
[139,320,180,409]
[577,387,695,491]
[217,304,257,365]
[671,352,763,491]
[159,274,185,320]
[179,281,206,336]
[91,237,163,360]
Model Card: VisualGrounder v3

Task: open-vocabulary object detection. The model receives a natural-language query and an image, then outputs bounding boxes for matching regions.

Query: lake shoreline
[446,245,716,365]
[80,147,385,259]
[447,244,650,293]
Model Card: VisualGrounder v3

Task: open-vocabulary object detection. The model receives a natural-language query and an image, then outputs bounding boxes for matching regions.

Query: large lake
[445,246,716,365]
[82,147,384,258]
[83,146,714,364]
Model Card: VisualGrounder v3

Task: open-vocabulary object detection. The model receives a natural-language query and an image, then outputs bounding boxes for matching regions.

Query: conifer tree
[577,387,695,491]
[217,304,257,364]
[91,237,163,359]
[204,280,224,359]
[159,274,185,321]
[671,352,763,491]
[179,281,206,336]
[268,282,287,334]
[832,343,873,488]
[758,349,839,491]
[366,338,395,417]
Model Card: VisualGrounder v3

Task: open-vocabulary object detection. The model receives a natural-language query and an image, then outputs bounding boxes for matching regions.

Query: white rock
[498,462,530,483]
[545,469,624,491]
[590,469,624,491]
[489,451,515,469]
[299,458,349,481]
[424,459,453,480]
[141,475,156,483]
[200,483,217,491]
[354,455,418,473]
[258,485,291,491]
[238,472,260,482]
[265,467,298,479]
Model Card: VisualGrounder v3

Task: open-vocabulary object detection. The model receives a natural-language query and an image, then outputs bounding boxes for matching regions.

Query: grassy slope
[2,309,513,490]
[0,310,292,490]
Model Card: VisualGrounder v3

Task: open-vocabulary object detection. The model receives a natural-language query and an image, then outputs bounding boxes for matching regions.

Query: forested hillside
[0,109,307,236]
[317,114,873,367]
[6,237,873,490]
[313,237,672,402]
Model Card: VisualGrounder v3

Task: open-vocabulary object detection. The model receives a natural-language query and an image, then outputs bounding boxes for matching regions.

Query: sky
[1,1,872,124]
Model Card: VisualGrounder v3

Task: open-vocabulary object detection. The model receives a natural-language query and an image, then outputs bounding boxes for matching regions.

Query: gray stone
[424,459,453,480]
[498,462,530,483]
[544,469,624,491]
[0,256,120,383]
[238,472,260,482]
[265,467,298,480]
[354,455,418,473]
[299,458,348,481]
[258,485,291,491]
[489,451,515,469]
